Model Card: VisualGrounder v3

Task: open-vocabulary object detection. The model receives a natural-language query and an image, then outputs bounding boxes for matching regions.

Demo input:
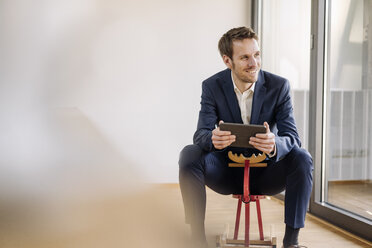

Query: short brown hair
[218,27,258,58]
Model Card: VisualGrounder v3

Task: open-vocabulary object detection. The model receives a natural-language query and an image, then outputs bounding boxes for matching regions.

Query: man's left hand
[249,122,276,155]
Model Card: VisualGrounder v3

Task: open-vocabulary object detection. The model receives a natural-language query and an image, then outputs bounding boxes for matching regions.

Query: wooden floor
[0,185,371,248]
[204,187,371,248]
[328,181,372,220]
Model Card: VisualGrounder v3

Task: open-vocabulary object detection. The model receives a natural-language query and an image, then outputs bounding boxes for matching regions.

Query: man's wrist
[268,144,277,158]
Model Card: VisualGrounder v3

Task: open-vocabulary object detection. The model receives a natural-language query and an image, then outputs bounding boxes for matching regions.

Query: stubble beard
[232,63,258,84]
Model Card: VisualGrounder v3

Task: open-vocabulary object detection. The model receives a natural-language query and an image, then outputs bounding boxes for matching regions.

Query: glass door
[309,0,372,241]
[324,0,372,222]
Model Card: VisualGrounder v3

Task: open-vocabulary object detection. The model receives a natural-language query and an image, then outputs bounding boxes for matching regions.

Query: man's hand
[249,122,276,155]
[212,121,236,150]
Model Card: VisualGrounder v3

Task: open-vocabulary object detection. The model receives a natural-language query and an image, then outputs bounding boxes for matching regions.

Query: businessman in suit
[179,27,313,248]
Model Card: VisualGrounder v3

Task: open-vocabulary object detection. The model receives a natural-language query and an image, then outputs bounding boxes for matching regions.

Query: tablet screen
[219,122,266,148]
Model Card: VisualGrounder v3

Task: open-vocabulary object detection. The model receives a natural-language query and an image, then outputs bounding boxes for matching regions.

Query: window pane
[261,0,311,149]
[325,0,372,221]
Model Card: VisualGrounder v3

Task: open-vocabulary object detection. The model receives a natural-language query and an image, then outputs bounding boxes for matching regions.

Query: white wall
[0,0,250,183]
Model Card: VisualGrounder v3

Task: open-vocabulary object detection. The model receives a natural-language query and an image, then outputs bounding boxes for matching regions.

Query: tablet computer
[219,122,266,148]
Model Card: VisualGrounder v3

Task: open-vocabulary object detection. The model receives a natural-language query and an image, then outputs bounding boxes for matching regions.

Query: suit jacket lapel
[221,69,243,123]
[250,70,266,124]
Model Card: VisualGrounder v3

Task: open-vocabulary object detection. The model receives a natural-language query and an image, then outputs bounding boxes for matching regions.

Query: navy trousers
[179,144,313,230]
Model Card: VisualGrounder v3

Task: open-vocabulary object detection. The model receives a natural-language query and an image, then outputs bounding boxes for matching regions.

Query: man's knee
[179,144,204,171]
[288,147,313,175]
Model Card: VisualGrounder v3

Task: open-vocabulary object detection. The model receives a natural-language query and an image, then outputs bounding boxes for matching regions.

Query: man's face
[225,38,261,84]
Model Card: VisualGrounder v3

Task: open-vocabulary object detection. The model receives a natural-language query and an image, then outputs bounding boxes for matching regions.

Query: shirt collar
[231,71,256,94]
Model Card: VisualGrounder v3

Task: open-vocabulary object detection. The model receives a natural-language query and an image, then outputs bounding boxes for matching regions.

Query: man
[179,27,313,248]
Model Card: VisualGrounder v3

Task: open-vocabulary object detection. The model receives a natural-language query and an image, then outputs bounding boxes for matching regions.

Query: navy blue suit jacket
[193,68,301,162]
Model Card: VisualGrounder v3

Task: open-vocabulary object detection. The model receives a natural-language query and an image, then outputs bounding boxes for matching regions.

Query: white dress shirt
[231,73,255,124]
[231,72,276,157]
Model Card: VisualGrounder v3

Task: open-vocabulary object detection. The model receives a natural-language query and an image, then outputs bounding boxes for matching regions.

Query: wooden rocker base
[216,235,277,248]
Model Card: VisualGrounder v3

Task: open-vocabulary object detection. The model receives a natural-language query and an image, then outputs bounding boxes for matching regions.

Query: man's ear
[222,55,233,69]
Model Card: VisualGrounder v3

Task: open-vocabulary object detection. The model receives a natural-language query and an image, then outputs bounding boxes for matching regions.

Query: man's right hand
[212,121,236,150]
